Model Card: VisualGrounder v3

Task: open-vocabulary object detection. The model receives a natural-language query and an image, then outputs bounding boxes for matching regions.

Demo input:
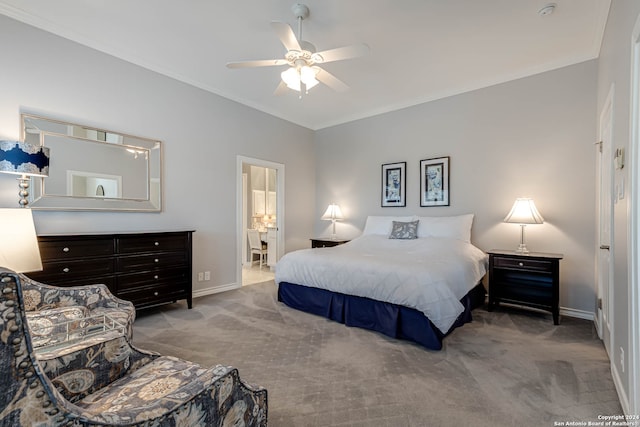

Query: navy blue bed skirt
[277,281,486,350]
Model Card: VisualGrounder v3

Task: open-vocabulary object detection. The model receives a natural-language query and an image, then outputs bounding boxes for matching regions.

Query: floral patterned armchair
[18,272,136,341]
[0,268,268,426]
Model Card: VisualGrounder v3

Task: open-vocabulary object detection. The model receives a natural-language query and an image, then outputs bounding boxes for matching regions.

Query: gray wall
[0,15,316,293]
[315,60,598,315]
[596,0,640,409]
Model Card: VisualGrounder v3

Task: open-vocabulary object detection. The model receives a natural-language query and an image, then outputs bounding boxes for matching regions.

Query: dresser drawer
[493,256,552,272]
[118,233,188,254]
[117,268,189,292]
[38,237,114,260]
[117,283,188,307]
[117,252,188,272]
[35,259,116,281]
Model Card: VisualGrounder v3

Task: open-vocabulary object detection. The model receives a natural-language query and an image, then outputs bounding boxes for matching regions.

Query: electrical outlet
[197,272,204,282]
[204,271,211,281]
[620,347,625,373]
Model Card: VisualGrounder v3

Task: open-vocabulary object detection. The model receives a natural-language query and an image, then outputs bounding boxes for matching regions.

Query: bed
[275,214,488,350]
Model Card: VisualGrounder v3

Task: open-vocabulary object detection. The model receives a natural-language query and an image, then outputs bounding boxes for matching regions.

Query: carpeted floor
[133,281,622,427]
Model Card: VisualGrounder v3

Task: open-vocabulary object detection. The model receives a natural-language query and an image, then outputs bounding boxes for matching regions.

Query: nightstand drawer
[493,256,552,272]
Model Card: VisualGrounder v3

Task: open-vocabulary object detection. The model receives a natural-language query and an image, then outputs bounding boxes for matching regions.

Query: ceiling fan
[226,3,369,97]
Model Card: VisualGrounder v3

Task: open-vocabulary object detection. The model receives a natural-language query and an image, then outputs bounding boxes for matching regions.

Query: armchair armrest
[19,273,136,339]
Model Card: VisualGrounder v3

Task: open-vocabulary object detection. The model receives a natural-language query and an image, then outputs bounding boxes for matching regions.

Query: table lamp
[0,208,43,272]
[0,140,50,207]
[503,198,544,254]
[321,203,344,240]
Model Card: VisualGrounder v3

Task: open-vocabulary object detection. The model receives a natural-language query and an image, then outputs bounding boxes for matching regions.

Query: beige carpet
[132,281,622,427]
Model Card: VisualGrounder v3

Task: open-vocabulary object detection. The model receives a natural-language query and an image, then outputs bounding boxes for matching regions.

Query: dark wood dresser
[27,231,194,310]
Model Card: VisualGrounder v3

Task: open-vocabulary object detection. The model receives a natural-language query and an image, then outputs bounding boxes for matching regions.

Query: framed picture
[381,162,406,207]
[420,156,449,207]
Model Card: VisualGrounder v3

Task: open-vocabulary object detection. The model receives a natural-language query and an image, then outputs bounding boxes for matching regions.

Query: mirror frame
[20,113,163,212]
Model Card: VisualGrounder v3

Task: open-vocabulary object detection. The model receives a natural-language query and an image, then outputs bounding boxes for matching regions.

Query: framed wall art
[420,156,449,207]
[381,162,406,207]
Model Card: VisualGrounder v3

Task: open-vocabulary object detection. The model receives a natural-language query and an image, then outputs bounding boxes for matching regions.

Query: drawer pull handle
[154,291,159,296]
[154,241,159,246]
[518,262,524,267]
[63,267,70,273]
[63,247,70,253]
[154,258,159,263]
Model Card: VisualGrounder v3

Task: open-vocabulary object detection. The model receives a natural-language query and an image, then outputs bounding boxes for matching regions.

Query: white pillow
[363,216,415,236]
[415,214,474,242]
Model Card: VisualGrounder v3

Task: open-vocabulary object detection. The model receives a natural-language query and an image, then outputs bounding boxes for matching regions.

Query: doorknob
[600,245,610,250]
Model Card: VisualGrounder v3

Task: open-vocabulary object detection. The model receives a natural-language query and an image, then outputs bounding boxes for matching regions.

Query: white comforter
[275,234,488,333]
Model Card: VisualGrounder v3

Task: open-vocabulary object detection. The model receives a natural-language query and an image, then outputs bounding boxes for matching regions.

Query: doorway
[236,156,285,287]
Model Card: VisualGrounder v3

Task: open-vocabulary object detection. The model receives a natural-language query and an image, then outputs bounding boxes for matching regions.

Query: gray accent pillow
[389,220,419,239]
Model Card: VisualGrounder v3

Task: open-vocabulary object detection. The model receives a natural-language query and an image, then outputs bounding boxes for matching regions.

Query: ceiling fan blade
[315,68,349,92]
[271,21,301,51]
[314,43,369,64]
[274,81,288,96]
[226,59,288,69]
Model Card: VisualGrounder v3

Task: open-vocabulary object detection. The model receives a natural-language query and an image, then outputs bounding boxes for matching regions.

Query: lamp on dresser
[0,140,50,207]
[503,197,544,254]
[321,203,344,240]
[0,208,42,273]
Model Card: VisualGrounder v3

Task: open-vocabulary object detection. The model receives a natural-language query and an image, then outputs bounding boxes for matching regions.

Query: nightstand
[487,250,563,325]
[310,238,350,248]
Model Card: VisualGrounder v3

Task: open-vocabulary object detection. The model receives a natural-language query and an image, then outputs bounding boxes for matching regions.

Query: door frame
[627,12,640,415]
[596,84,615,356]
[236,156,285,285]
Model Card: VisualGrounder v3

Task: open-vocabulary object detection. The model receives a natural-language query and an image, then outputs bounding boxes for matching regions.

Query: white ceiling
[0,0,610,130]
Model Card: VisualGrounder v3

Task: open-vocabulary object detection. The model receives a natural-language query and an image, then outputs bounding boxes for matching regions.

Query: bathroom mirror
[21,113,162,211]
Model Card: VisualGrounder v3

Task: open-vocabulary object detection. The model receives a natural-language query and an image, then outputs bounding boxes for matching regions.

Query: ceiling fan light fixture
[300,65,319,89]
[228,4,368,96]
[281,67,301,91]
[281,65,319,93]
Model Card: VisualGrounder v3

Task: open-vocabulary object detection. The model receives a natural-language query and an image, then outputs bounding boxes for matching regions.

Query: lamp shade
[0,208,43,272]
[281,67,301,91]
[504,198,544,224]
[281,66,319,92]
[0,140,50,177]
[321,203,344,221]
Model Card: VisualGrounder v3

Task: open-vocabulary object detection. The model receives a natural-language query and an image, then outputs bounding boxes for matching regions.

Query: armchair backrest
[0,268,71,426]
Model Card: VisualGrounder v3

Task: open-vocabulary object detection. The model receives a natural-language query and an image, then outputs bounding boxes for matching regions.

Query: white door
[596,86,614,357]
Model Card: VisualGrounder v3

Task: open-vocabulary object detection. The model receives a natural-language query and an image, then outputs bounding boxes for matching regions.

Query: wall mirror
[21,113,162,211]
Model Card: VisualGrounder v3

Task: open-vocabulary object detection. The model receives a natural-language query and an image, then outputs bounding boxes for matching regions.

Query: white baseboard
[560,307,594,321]
[611,362,630,415]
[192,282,240,299]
